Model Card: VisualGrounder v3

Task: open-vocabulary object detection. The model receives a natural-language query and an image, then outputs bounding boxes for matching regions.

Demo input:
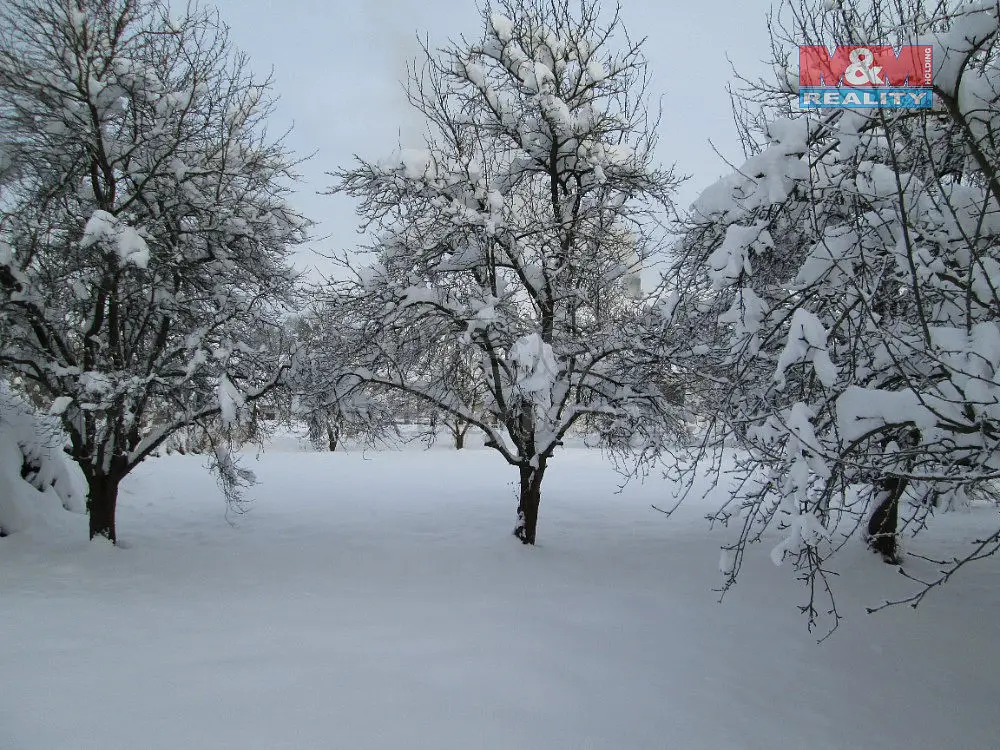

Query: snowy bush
[0,384,86,537]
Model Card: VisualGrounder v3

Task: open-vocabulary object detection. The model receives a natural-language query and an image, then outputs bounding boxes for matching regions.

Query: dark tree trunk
[868,474,906,564]
[447,419,469,449]
[326,421,339,452]
[87,473,121,544]
[514,462,546,545]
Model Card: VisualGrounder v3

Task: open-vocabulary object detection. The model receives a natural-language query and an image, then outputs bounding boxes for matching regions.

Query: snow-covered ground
[2,439,998,749]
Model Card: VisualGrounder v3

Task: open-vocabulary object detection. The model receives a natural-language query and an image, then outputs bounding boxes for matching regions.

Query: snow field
[1,446,998,749]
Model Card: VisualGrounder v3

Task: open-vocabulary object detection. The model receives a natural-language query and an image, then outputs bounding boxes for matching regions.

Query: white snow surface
[1,438,998,749]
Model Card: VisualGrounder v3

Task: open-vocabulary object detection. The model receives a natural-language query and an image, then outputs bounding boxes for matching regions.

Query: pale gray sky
[211,0,776,276]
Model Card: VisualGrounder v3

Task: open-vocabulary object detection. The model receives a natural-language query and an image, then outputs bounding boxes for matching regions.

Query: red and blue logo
[799,45,933,108]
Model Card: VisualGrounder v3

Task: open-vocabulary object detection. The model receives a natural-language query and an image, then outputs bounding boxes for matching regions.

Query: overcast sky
[210,0,776,276]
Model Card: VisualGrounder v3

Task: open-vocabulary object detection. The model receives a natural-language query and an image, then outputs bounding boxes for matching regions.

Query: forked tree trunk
[514,461,546,545]
[868,474,906,564]
[326,421,339,452]
[447,419,469,449]
[87,473,121,544]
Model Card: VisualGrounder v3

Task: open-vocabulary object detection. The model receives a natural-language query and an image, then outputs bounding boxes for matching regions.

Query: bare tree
[320,0,683,543]
[665,0,1000,628]
[289,311,398,453]
[0,0,306,542]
